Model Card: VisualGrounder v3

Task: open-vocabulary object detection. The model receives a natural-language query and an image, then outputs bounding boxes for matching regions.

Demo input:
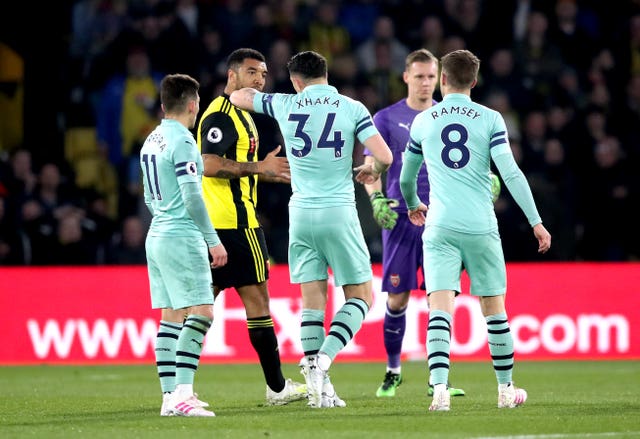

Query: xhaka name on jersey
[295,96,340,109]
[429,106,480,120]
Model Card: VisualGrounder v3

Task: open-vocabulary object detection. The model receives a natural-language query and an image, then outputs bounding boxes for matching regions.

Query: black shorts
[211,227,270,290]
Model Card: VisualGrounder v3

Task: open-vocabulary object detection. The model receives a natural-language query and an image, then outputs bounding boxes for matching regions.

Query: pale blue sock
[426,310,451,386]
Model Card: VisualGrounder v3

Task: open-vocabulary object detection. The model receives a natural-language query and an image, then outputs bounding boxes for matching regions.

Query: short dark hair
[227,48,266,70]
[405,49,438,70]
[440,49,480,89]
[160,74,199,113]
[286,51,327,81]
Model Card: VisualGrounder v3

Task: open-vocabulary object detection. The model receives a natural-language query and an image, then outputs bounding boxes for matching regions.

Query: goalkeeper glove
[370,190,399,230]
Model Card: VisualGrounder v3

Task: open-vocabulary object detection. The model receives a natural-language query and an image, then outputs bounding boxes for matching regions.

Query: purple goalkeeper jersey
[365,99,432,212]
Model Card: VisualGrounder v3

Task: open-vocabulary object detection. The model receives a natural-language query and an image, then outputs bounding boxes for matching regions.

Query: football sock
[175,314,211,386]
[486,312,514,384]
[384,303,407,369]
[300,309,326,356]
[247,315,285,392]
[174,383,193,397]
[320,298,369,361]
[155,320,182,393]
[317,352,332,371]
[426,310,452,386]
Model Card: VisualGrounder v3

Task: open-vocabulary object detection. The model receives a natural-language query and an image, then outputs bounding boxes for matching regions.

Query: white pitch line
[475,433,639,439]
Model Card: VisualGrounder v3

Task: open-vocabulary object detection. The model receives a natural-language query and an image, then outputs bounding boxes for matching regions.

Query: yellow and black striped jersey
[196,93,260,229]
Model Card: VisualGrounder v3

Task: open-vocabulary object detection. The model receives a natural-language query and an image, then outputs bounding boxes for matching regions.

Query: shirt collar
[443,93,472,103]
[302,84,338,93]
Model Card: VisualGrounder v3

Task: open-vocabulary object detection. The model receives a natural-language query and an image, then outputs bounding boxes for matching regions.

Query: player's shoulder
[201,95,231,116]
[199,98,235,129]
[266,91,292,101]
[178,131,197,148]
[345,96,373,120]
[260,91,296,112]
[164,126,195,150]
[413,106,433,124]
[473,100,499,116]
[374,99,406,118]
[472,101,505,129]
[336,91,357,103]
[334,91,366,110]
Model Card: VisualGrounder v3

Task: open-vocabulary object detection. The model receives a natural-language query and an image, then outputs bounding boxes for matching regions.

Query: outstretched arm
[354,134,392,185]
[362,155,383,195]
[203,145,290,182]
[229,87,259,112]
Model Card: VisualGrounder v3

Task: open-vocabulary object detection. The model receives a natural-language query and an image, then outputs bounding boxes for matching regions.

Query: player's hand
[490,172,501,203]
[370,190,399,230]
[407,202,428,227]
[532,223,551,254]
[209,243,228,268]
[260,145,290,181]
[353,162,380,185]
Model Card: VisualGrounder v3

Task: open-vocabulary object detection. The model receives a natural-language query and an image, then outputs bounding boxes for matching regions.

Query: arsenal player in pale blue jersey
[230,50,393,408]
[400,49,551,412]
[141,74,227,417]
[363,49,465,399]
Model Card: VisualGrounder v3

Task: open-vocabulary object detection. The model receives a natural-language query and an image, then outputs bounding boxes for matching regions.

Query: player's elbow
[374,137,393,168]
[380,150,393,167]
[375,150,393,172]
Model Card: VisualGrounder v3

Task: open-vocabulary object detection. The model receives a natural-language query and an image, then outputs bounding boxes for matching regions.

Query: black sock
[248,315,285,392]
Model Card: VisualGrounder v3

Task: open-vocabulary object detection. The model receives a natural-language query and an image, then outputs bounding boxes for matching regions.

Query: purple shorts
[381,214,425,293]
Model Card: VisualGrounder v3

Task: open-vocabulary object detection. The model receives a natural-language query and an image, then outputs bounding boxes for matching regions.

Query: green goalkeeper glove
[370,190,399,230]
[490,172,501,203]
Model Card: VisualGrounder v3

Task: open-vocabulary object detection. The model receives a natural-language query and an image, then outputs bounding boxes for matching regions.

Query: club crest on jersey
[390,274,400,287]
[249,137,257,154]
[207,127,223,143]
[186,161,197,176]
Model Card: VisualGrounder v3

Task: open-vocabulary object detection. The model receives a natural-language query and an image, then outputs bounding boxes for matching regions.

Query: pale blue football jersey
[253,84,380,208]
[407,93,511,234]
[140,118,205,237]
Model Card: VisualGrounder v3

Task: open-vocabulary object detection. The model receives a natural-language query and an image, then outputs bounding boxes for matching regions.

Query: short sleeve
[253,91,276,118]
[355,102,379,144]
[199,111,238,156]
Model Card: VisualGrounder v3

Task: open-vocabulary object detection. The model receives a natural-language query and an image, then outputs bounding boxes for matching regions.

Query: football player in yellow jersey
[196,48,305,406]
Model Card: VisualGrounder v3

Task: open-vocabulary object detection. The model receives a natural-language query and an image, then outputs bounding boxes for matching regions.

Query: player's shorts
[289,205,372,286]
[423,225,506,297]
[146,235,213,310]
[381,214,425,293]
[211,227,269,290]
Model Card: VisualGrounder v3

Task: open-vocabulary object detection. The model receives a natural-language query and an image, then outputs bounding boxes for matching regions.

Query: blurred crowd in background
[0,0,639,266]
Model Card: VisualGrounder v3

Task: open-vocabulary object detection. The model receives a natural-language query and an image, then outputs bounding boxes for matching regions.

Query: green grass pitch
[1,361,638,438]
